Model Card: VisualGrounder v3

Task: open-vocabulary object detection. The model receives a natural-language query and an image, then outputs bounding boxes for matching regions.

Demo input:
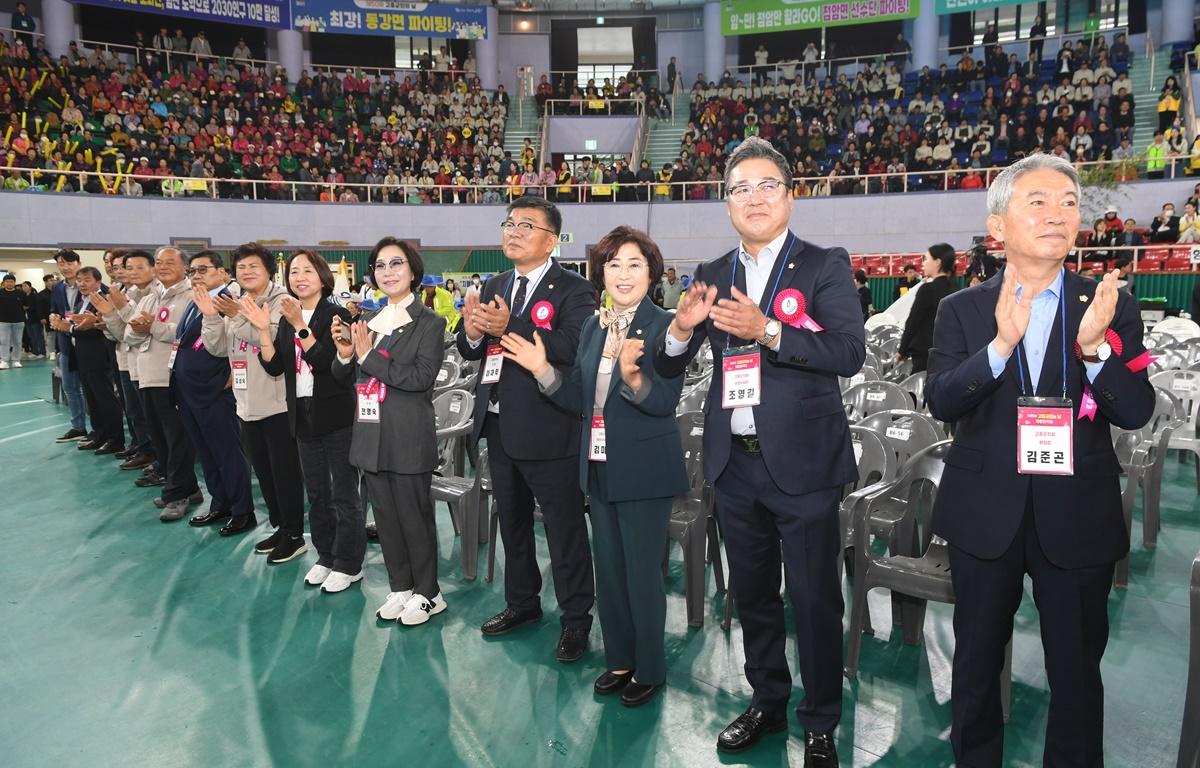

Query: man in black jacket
[63,268,124,453]
[457,196,596,663]
[0,273,26,369]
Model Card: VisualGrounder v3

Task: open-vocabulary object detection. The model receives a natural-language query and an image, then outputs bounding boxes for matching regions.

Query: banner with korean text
[720,0,918,35]
[65,0,290,30]
[291,0,488,38]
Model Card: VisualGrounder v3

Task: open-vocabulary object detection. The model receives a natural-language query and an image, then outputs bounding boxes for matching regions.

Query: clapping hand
[73,311,101,331]
[193,285,218,317]
[128,312,153,334]
[350,317,373,359]
[214,292,241,318]
[499,331,549,376]
[462,291,486,340]
[88,291,114,315]
[617,338,645,391]
[1078,269,1119,354]
[670,281,718,339]
[474,296,512,339]
[108,286,128,310]
[279,296,304,329]
[239,296,271,331]
[710,286,769,342]
[993,267,1031,358]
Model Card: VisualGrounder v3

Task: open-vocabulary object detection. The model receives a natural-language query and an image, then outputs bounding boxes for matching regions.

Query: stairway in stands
[1129,47,1172,151]
[502,94,542,162]
[642,93,688,170]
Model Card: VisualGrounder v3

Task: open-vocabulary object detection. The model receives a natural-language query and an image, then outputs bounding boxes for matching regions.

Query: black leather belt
[731,435,761,453]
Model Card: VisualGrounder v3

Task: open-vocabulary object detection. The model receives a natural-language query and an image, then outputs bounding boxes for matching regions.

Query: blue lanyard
[1014,279,1067,399]
[727,233,793,348]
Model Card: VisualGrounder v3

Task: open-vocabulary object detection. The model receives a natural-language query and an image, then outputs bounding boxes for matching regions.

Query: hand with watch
[1077,269,1120,364]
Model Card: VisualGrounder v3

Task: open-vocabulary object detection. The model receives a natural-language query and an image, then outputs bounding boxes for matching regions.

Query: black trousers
[485,413,594,630]
[949,501,1114,768]
[240,413,305,538]
[141,386,198,503]
[715,444,844,735]
[178,390,254,516]
[299,425,365,574]
[588,462,671,685]
[910,350,929,373]
[364,469,438,596]
[78,366,124,447]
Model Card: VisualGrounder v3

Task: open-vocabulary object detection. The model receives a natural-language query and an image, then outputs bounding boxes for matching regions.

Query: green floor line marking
[0,423,68,443]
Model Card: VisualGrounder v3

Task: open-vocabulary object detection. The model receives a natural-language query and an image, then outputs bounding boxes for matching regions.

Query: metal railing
[66,36,283,77]
[1147,26,1157,98]
[541,97,645,117]
[1183,46,1198,146]
[0,155,1189,205]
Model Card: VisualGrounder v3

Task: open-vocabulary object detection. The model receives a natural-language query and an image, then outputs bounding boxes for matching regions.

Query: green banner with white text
[721,0,919,35]
[934,0,1025,14]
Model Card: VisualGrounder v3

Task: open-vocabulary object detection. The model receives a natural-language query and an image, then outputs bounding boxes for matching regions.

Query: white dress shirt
[470,257,555,412]
[666,229,790,436]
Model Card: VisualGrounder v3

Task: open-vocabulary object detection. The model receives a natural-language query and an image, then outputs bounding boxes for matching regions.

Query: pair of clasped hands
[994,268,1120,360]
[52,286,132,332]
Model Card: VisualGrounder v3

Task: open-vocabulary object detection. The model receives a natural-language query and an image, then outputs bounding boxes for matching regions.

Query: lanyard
[727,232,793,347]
[1014,280,1067,399]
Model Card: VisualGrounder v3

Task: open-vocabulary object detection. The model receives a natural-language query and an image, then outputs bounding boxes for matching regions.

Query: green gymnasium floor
[1,359,1194,767]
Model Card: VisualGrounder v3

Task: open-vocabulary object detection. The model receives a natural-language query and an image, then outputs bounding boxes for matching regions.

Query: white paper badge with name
[588,415,607,462]
[1016,397,1074,476]
[357,384,381,422]
[168,342,179,369]
[722,346,762,409]
[481,343,504,384]
[231,360,248,389]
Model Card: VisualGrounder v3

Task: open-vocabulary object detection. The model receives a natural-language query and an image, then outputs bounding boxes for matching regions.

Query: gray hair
[154,245,184,261]
[986,153,1081,215]
[724,136,793,189]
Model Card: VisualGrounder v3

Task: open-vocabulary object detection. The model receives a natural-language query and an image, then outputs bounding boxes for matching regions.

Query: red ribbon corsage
[772,289,823,332]
[531,300,554,330]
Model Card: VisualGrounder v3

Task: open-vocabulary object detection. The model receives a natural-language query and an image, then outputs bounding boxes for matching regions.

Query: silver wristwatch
[759,319,781,346]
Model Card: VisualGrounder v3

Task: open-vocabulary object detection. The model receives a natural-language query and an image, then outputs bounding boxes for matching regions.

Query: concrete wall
[2,178,1190,264]
[547,116,640,154]
[657,29,704,91]
[497,32,550,94]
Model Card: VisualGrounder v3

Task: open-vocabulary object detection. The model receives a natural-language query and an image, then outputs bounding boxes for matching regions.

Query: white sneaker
[303,564,331,586]
[398,593,447,626]
[12,361,21,368]
[376,590,413,621]
[321,570,363,593]
[0,362,9,369]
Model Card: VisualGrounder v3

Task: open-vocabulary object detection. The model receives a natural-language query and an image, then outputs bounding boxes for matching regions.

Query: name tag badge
[481,343,504,384]
[721,345,761,409]
[588,415,606,462]
[231,360,248,390]
[168,342,179,369]
[1016,396,1074,476]
[357,384,381,422]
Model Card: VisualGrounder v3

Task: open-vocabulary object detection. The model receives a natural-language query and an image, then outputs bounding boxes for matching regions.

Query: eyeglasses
[185,265,216,276]
[500,220,557,236]
[603,260,647,274]
[373,258,408,274]
[727,178,786,203]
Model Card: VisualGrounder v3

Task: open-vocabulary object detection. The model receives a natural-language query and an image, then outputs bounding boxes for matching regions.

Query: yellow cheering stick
[30,71,46,96]
[20,111,26,129]
[55,164,68,192]
[33,116,42,136]
[3,125,12,145]
[46,96,61,110]
[84,147,92,164]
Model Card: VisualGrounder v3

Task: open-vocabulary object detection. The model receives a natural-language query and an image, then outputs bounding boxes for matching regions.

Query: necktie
[71,290,83,313]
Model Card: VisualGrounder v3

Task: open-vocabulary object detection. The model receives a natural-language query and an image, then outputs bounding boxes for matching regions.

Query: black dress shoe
[365,522,378,541]
[94,442,124,456]
[804,731,839,767]
[55,428,87,443]
[219,513,258,537]
[620,681,662,708]
[556,627,589,663]
[120,453,154,470]
[190,509,232,527]
[115,447,137,460]
[77,439,101,451]
[716,707,788,753]
[594,670,634,695]
[134,472,164,488]
[480,607,543,636]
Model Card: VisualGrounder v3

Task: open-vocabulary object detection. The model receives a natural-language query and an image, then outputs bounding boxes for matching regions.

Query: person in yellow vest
[556,160,574,202]
[421,275,460,331]
[1157,75,1181,133]
[1146,130,1168,180]
[654,163,672,200]
[1188,135,1200,176]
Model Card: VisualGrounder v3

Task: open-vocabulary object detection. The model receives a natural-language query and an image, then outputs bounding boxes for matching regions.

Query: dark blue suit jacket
[50,279,77,361]
[653,231,866,496]
[545,297,690,503]
[927,268,1155,568]
[172,300,232,409]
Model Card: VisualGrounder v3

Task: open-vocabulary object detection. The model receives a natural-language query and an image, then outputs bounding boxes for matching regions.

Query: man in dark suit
[653,137,864,765]
[49,250,90,442]
[1149,203,1181,243]
[927,154,1155,767]
[62,267,124,454]
[457,196,596,662]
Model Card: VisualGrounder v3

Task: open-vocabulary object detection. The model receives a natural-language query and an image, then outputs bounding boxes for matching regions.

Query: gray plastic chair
[845,440,1013,720]
[843,380,912,421]
[432,359,460,394]
[1179,548,1200,768]
[1150,370,1200,492]
[898,371,927,411]
[430,390,481,579]
[677,378,709,414]
[668,410,723,628]
[1114,389,1187,550]
[842,426,900,554]
[840,365,882,393]
[884,356,914,383]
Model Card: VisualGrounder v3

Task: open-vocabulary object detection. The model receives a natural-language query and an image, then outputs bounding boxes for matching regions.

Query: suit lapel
[759,232,801,316]
[518,260,562,319]
[604,298,657,402]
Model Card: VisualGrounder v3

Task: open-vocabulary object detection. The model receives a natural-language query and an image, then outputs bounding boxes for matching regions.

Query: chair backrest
[863,440,952,559]
[898,370,927,410]
[433,389,474,430]
[856,409,947,468]
[877,337,901,358]
[1150,350,1192,376]
[841,365,882,393]
[863,350,882,372]
[1150,370,1200,422]
[434,359,460,389]
[678,379,708,413]
[1181,548,1200,768]
[884,356,914,383]
[476,448,491,492]
[847,425,898,492]
[843,380,911,421]
[676,410,705,490]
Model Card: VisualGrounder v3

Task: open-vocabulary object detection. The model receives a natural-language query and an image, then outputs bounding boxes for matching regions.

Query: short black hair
[285,250,335,298]
[368,237,424,294]
[506,195,562,235]
[1115,255,1133,269]
[854,269,868,285]
[124,249,155,267]
[1,274,14,282]
[77,266,104,281]
[42,275,55,283]
[189,250,226,269]
[233,242,277,277]
[53,249,81,263]
[903,263,917,273]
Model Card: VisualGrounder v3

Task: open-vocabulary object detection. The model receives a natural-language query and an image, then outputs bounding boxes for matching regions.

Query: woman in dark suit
[331,237,447,626]
[501,226,688,707]
[243,250,364,594]
[898,242,958,373]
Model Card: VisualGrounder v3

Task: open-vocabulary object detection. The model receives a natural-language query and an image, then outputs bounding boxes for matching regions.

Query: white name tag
[588,415,606,461]
[450,399,461,414]
[850,373,866,387]
[481,343,504,384]
[852,439,864,464]
[885,426,911,441]
[1016,399,1074,476]
[722,348,761,409]
[866,391,887,402]
[1172,378,1196,393]
[436,368,450,383]
[231,360,248,389]
[168,342,179,369]
[357,385,380,422]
